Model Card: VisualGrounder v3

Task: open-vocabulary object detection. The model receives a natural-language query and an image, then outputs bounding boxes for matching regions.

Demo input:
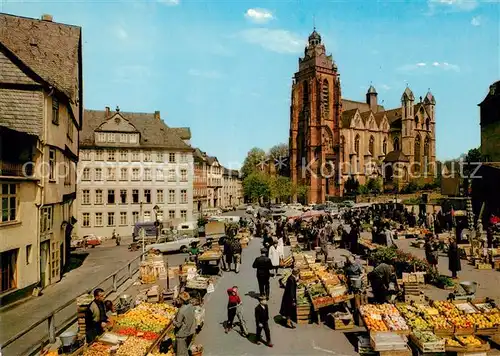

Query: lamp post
[153,205,160,241]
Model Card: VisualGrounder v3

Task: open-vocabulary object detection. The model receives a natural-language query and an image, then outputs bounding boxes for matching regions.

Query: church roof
[360,111,373,125]
[424,91,436,105]
[383,108,402,124]
[367,85,377,94]
[384,150,409,163]
[374,111,387,127]
[401,87,415,101]
[342,99,385,113]
[341,108,358,127]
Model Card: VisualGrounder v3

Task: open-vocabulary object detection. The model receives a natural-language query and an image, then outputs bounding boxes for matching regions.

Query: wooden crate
[454,326,475,335]
[476,263,492,270]
[378,345,411,356]
[410,334,446,353]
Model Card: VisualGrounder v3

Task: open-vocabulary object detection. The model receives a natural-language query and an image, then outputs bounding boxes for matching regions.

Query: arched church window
[340,136,345,162]
[424,136,430,161]
[303,81,309,106]
[393,137,400,151]
[415,116,419,128]
[369,136,375,155]
[322,79,329,113]
[426,118,430,131]
[383,138,387,155]
[354,135,360,155]
[414,135,421,173]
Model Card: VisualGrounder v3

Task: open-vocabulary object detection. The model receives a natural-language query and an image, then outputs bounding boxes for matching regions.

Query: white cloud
[398,61,460,73]
[471,16,482,26]
[427,0,478,13]
[188,69,221,79]
[114,65,151,83]
[244,8,274,23]
[114,26,128,40]
[157,0,179,5]
[238,28,305,54]
[380,84,391,91]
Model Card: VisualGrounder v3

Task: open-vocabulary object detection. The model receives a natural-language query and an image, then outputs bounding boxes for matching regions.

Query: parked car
[246,205,255,214]
[83,234,102,247]
[313,204,327,211]
[176,221,199,237]
[303,204,315,212]
[270,204,285,214]
[146,235,200,253]
[237,204,247,210]
[342,200,355,208]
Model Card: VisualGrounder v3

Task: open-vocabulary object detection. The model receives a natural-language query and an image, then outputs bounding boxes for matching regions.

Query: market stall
[197,246,223,276]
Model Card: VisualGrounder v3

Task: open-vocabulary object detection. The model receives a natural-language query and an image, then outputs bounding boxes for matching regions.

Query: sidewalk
[0,237,142,355]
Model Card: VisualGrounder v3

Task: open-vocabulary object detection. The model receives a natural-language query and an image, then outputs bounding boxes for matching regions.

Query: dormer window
[97,132,106,142]
[120,134,128,143]
[107,133,115,142]
[52,98,59,125]
[129,134,138,144]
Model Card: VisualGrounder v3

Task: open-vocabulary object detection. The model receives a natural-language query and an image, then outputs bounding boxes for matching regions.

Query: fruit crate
[409,333,446,353]
[475,325,500,336]
[378,345,411,356]
[434,326,454,338]
[476,262,492,270]
[446,337,490,352]
[454,326,475,335]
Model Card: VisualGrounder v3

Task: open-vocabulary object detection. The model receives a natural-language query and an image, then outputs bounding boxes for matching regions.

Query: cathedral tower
[289,29,342,203]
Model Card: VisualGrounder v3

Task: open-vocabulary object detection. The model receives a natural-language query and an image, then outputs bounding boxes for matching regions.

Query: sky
[2,0,499,169]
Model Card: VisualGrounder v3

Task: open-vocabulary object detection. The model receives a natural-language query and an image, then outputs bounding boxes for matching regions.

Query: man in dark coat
[252,248,273,299]
[368,263,395,304]
[448,238,461,278]
[254,296,272,347]
[280,268,298,328]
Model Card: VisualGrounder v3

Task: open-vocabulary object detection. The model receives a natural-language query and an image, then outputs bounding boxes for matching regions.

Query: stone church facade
[289,30,436,203]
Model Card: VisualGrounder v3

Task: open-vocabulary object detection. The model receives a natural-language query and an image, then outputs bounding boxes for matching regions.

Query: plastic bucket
[60,331,76,347]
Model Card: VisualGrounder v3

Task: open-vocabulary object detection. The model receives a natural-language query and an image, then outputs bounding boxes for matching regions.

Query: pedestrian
[230,237,243,273]
[231,286,248,336]
[448,237,461,279]
[173,292,196,356]
[268,240,280,277]
[280,268,298,328]
[368,263,395,304]
[223,236,234,272]
[254,296,273,347]
[277,235,285,262]
[225,287,240,333]
[85,288,109,343]
[252,247,273,299]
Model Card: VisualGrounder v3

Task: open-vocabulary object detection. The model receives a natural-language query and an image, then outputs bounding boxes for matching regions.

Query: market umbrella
[300,210,325,219]
[284,209,302,218]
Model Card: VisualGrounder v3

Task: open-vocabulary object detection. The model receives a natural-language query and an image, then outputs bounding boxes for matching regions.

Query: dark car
[313,204,327,211]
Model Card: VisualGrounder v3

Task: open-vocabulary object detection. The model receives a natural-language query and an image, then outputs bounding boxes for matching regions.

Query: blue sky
[2,0,499,168]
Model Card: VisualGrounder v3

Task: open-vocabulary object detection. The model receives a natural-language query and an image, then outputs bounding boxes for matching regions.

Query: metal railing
[1,252,146,356]
[0,161,33,177]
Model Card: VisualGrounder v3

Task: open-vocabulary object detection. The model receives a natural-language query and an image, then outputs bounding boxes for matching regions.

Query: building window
[168,169,176,182]
[180,169,188,182]
[131,151,140,161]
[107,133,115,142]
[95,168,102,181]
[414,135,421,173]
[144,168,152,181]
[97,133,106,143]
[340,136,345,162]
[169,153,176,163]
[156,210,163,222]
[107,212,115,226]
[81,150,90,161]
[156,169,164,181]
[303,80,309,105]
[180,189,187,204]
[157,189,164,204]
[180,153,187,163]
[120,134,128,143]
[426,118,430,131]
[393,137,400,151]
[95,189,103,204]
[82,189,90,205]
[168,210,176,219]
[132,211,139,223]
[1,184,17,223]
[120,168,128,181]
[120,189,127,204]
[132,190,139,203]
[144,152,151,162]
[107,167,116,181]
[415,116,419,128]
[67,116,74,141]
[132,168,139,181]
[83,168,90,181]
[50,242,59,280]
[129,134,138,144]
[144,189,151,203]
[369,135,375,155]
[52,97,59,124]
[0,249,18,292]
[322,79,329,113]
[424,136,430,172]
[120,212,127,226]
[180,210,187,220]
[26,245,32,265]
[82,212,90,227]
[354,135,360,155]
[144,211,151,222]
[40,206,53,232]
[156,152,163,162]
[95,149,104,161]
[107,150,115,161]
[119,150,128,161]
[383,138,387,155]
[95,212,103,226]
[108,190,115,204]
[49,149,56,181]
[168,189,176,204]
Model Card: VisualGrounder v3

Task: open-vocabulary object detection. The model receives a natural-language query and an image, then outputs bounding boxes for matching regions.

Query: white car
[246,206,255,214]
[146,235,200,253]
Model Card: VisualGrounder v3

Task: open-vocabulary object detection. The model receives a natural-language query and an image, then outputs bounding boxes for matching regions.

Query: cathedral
[289,29,437,203]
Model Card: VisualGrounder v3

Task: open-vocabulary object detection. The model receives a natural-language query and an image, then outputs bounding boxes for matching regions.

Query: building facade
[193,148,208,214]
[289,29,436,203]
[206,156,222,208]
[77,107,194,237]
[479,81,500,162]
[0,13,82,300]
[222,168,242,208]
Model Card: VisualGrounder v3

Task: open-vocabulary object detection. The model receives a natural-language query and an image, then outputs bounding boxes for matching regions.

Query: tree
[465,148,482,163]
[269,175,292,202]
[344,176,360,195]
[241,147,267,178]
[242,171,270,202]
[292,183,309,203]
[268,143,289,176]
[366,177,383,194]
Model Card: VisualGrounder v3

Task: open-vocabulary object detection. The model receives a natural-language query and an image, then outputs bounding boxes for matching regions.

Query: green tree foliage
[465,148,482,163]
[242,171,270,202]
[268,143,289,176]
[241,147,267,178]
[269,175,292,202]
[344,176,360,195]
[366,177,383,194]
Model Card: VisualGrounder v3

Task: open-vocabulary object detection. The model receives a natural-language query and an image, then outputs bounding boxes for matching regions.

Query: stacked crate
[296,288,312,324]
[76,294,94,340]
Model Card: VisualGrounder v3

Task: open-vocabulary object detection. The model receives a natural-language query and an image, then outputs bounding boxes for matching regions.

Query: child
[225,287,240,333]
[254,296,272,347]
[232,286,248,336]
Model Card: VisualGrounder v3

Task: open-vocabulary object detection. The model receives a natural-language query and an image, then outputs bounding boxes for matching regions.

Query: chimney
[154,111,160,120]
[41,14,53,22]
[105,106,110,118]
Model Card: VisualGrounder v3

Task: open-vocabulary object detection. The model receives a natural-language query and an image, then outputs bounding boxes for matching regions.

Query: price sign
[206,283,215,294]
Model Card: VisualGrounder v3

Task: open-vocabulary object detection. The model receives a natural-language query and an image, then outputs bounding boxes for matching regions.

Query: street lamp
[153,205,160,241]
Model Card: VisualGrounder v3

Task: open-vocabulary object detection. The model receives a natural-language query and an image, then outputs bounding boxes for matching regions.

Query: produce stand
[198,249,223,276]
